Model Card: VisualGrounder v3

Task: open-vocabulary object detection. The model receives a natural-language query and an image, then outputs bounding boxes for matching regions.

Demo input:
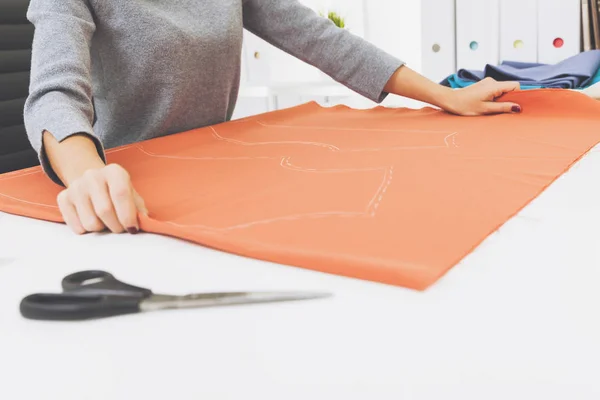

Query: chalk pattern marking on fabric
[0,169,44,182]
[279,157,394,217]
[0,145,141,210]
[255,120,456,134]
[253,120,459,152]
[136,145,277,161]
[0,123,460,229]
[139,124,458,231]
[131,146,394,232]
[210,126,341,152]
[0,191,58,208]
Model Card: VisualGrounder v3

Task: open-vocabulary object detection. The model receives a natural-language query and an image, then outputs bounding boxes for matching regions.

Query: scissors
[19,270,332,321]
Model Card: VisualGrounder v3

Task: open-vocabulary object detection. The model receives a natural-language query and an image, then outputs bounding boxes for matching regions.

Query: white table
[237,82,361,116]
[1,143,600,400]
[237,81,430,113]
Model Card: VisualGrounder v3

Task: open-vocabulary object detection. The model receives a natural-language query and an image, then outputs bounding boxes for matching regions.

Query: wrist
[43,132,106,186]
[61,151,105,187]
[384,66,458,111]
[429,85,457,111]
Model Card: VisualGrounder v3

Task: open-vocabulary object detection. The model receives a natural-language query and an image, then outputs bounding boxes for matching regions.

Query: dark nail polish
[127,227,139,234]
[511,105,521,113]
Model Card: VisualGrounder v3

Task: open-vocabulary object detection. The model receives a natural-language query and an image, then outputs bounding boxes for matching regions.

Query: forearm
[242,0,404,103]
[24,0,101,185]
[384,65,455,109]
[43,131,105,186]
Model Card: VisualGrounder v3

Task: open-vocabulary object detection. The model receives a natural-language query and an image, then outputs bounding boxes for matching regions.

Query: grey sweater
[24,0,405,184]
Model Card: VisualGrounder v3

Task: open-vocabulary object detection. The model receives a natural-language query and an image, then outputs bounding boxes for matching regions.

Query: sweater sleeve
[242,0,406,103]
[24,0,105,186]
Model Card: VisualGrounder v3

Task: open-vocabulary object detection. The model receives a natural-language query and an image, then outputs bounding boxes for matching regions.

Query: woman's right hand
[42,131,148,235]
[57,163,148,235]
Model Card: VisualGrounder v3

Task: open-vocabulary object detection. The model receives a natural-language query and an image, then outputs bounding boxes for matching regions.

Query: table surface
[1,138,600,400]
[238,81,432,108]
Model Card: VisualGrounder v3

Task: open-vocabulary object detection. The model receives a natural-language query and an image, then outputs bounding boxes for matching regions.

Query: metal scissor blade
[234,291,333,302]
[140,291,332,312]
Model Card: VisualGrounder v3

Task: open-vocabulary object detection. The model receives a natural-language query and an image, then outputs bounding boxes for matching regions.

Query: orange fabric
[1,89,600,290]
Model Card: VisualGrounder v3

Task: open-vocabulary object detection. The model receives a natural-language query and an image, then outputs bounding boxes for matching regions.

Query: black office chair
[0,0,40,173]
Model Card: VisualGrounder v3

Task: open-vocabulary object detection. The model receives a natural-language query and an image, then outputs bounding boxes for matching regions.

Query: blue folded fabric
[441,49,600,90]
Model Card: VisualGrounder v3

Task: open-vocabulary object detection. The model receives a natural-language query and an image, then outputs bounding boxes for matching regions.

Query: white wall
[264,0,368,83]
[364,0,423,73]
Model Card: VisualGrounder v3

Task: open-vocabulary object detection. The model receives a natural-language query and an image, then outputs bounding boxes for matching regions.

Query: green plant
[319,10,346,29]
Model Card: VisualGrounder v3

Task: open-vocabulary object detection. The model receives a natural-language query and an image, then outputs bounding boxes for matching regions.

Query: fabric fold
[442,50,600,90]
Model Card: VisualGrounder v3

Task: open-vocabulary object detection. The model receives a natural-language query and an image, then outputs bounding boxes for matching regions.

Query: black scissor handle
[62,270,153,298]
[20,293,141,321]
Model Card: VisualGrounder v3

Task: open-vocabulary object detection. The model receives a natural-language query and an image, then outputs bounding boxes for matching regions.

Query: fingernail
[127,227,139,234]
[511,105,521,113]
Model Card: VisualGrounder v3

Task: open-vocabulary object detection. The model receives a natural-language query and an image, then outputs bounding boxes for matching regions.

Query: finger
[105,165,139,233]
[483,101,522,115]
[502,81,520,91]
[69,181,105,233]
[493,81,520,96]
[88,175,125,234]
[57,191,85,235]
[134,190,149,217]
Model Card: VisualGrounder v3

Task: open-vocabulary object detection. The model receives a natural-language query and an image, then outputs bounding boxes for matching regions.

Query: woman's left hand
[384,66,522,117]
[442,77,522,116]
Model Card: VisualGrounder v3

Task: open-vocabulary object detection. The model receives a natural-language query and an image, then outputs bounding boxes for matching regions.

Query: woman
[24,0,521,235]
